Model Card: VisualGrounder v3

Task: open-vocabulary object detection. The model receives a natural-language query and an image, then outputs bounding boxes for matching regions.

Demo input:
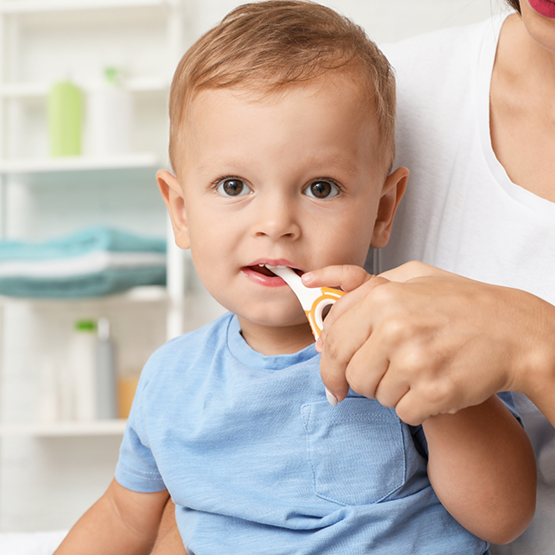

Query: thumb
[302,264,371,292]
[379,260,453,282]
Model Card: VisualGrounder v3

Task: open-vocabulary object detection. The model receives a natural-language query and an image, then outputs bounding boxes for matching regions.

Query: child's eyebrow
[305,154,359,177]
[195,154,360,178]
[194,158,250,177]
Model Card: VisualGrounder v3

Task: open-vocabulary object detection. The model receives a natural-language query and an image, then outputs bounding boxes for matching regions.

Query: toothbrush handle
[305,287,344,340]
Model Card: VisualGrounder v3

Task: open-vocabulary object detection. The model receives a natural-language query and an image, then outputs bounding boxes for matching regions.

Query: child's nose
[253,197,301,241]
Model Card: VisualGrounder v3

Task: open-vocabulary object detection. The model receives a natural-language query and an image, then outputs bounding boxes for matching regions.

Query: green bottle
[48,81,82,157]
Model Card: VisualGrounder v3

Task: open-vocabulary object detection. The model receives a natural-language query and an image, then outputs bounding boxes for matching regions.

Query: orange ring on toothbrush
[305,287,345,340]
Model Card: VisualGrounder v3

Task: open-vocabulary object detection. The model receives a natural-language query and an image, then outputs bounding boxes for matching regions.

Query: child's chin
[238,310,309,329]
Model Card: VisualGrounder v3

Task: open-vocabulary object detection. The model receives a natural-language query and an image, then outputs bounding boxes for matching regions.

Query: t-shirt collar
[226,313,318,370]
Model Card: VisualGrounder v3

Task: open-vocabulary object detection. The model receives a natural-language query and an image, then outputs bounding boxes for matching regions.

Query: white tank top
[377,16,555,554]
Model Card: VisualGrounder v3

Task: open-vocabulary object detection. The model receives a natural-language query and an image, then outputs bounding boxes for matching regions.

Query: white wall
[193,0,508,44]
[1,0,512,534]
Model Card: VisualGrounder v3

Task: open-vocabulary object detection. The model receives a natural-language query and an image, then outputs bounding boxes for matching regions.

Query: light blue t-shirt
[116,312,492,554]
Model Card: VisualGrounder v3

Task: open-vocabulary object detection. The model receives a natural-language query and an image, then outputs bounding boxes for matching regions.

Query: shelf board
[0,0,171,15]
[122,285,169,302]
[0,82,46,99]
[0,285,169,306]
[0,77,169,99]
[0,152,161,174]
[0,419,127,437]
[0,153,165,186]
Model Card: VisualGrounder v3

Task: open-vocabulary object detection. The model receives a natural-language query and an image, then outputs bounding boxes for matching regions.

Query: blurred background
[0,0,507,534]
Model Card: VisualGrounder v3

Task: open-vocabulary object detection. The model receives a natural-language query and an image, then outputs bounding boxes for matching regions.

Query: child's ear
[156,169,190,250]
[370,166,409,249]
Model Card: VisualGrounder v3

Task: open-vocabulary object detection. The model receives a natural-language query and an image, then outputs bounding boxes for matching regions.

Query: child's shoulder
[166,311,234,347]
[143,311,234,373]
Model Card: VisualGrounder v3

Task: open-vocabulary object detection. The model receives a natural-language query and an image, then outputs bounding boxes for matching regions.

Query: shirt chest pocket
[301,398,408,506]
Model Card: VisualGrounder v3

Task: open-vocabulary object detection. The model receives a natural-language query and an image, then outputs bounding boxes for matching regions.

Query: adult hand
[302,262,555,426]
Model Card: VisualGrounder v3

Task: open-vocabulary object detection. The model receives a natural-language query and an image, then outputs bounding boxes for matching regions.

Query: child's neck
[237,317,315,356]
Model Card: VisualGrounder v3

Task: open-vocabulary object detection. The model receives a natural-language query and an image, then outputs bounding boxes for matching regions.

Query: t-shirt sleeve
[115,369,166,493]
[497,391,523,426]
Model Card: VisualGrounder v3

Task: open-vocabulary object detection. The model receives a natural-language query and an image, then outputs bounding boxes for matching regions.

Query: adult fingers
[392,390,432,426]
[392,382,470,426]
[318,284,390,402]
[340,331,391,400]
[305,266,388,352]
[317,276,387,347]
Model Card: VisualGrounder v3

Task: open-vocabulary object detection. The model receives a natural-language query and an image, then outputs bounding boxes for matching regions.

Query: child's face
[159,77,406,353]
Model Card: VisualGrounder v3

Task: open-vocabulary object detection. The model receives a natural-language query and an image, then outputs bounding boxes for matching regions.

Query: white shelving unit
[0,419,128,437]
[0,152,161,174]
[0,0,195,531]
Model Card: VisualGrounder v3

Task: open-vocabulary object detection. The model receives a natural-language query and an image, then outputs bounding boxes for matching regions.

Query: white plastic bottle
[95,317,117,420]
[70,319,97,421]
[88,66,133,157]
[38,359,59,423]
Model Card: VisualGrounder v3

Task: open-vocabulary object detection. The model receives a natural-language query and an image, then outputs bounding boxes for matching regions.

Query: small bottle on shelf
[118,369,141,419]
[48,80,83,157]
[88,66,134,157]
[70,319,97,421]
[95,317,117,420]
[38,359,60,423]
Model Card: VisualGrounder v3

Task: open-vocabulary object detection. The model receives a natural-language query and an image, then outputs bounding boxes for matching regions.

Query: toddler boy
[55,2,535,554]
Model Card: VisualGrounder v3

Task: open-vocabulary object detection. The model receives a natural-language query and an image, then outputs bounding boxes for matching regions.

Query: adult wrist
[513,292,555,422]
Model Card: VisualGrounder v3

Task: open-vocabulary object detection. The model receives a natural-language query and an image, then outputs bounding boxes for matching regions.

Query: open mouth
[247,264,303,278]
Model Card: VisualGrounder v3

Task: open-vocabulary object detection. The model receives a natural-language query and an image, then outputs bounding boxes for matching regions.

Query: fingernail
[315,337,323,352]
[301,272,313,284]
[325,388,338,407]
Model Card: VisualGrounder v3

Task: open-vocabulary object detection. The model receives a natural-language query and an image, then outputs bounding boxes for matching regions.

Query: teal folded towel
[0,227,167,298]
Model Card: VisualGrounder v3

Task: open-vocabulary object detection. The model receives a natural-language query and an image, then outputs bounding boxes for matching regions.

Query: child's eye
[216,178,252,197]
[304,180,340,199]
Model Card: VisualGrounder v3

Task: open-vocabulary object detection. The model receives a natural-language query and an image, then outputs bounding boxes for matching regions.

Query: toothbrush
[266,265,344,340]
[267,265,344,406]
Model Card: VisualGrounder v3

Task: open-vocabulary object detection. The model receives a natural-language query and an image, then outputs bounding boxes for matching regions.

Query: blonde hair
[169,0,396,173]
